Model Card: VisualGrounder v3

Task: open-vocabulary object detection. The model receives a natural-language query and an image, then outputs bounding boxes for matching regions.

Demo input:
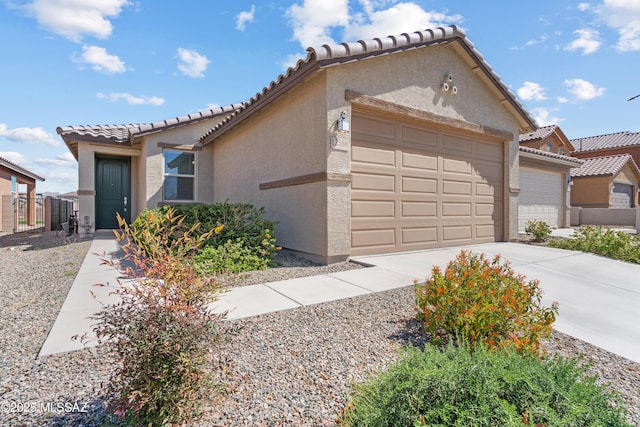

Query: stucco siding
[571,176,611,208]
[211,73,330,258]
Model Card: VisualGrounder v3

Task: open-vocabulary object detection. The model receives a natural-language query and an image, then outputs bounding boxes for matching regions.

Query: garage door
[350,111,503,256]
[612,183,633,208]
[518,167,562,232]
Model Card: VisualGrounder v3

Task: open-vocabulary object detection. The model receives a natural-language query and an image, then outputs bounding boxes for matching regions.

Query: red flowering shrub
[415,250,558,355]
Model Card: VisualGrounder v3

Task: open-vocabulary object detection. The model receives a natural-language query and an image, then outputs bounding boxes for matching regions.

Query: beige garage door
[350,111,504,256]
[519,167,562,232]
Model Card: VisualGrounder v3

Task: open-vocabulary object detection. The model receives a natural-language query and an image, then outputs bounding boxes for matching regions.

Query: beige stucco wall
[571,176,611,208]
[210,73,332,261]
[143,119,221,209]
[325,43,523,244]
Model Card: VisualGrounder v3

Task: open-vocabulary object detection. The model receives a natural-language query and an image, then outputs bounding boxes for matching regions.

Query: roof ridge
[570,130,634,141]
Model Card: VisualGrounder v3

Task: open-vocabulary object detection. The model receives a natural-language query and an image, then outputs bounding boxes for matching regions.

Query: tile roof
[519,125,557,143]
[570,131,640,153]
[519,146,584,166]
[570,154,640,178]
[0,156,45,181]
[57,104,243,144]
[200,25,537,144]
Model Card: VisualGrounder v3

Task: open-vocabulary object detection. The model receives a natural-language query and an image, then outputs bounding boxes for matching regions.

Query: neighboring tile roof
[570,154,640,178]
[57,104,243,144]
[0,156,45,181]
[570,131,640,153]
[519,125,557,143]
[519,146,584,166]
[200,25,537,144]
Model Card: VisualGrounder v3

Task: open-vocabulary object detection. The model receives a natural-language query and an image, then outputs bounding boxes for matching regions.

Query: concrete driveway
[353,243,640,363]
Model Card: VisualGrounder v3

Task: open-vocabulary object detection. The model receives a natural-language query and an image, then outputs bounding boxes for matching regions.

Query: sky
[1,0,639,194]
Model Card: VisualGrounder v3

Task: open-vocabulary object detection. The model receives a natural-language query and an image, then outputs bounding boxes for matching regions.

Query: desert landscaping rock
[0,232,638,426]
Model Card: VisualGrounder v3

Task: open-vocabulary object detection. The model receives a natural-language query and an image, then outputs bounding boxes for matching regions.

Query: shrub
[525,220,552,242]
[548,226,640,264]
[340,342,632,427]
[90,211,226,426]
[415,250,558,355]
[132,202,279,273]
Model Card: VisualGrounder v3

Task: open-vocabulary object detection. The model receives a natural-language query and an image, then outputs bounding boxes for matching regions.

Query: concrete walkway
[39,234,640,364]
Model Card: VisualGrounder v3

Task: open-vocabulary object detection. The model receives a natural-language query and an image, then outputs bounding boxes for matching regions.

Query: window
[163,149,195,200]
[546,144,552,152]
[11,176,17,194]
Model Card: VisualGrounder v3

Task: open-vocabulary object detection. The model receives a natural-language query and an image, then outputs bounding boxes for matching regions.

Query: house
[517,125,583,232]
[0,156,45,232]
[58,25,538,263]
[571,131,640,166]
[570,154,640,208]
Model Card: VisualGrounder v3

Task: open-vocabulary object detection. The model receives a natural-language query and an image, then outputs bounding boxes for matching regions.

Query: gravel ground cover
[0,232,638,426]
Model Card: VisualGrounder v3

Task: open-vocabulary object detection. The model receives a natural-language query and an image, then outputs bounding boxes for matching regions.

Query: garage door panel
[402,176,437,193]
[351,111,503,255]
[352,115,395,139]
[442,225,473,241]
[351,228,396,249]
[402,152,438,170]
[352,172,395,192]
[443,180,472,195]
[351,144,396,167]
[351,200,395,218]
[402,227,438,244]
[443,158,472,175]
[443,134,473,153]
[612,183,632,208]
[442,202,472,217]
[401,125,438,146]
[402,201,437,217]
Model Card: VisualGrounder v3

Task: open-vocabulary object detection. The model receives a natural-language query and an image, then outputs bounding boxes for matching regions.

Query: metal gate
[13,195,45,233]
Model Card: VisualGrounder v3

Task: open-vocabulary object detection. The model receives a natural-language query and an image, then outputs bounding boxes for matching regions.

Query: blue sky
[1,0,639,194]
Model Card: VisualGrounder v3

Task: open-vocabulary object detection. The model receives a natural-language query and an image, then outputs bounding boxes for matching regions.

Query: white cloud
[177,48,210,78]
[557,96,569,103]
[236,5,256,31]
[0,151,29,166]
[279,52,307,70]
[563,78,606,100]
[0,123,60,147]
[286,0,350,47]
[286,0,463,49]
[344,2,463,42]
[22,0,130,42]
[578,3,591,11]
[96,92,165,106]
[74,45,126,74]
[565,29,601,54]
[517,82,547,101]
[597,0,640,51]
[530,107,563,126]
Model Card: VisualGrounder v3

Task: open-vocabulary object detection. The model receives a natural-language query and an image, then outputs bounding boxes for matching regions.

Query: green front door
[95,156,131,229]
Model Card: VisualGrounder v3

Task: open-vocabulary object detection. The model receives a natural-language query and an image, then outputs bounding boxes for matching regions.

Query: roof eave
[519,149,584,168]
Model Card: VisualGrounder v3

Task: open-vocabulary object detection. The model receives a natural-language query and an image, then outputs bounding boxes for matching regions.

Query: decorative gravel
[0,232,638,426]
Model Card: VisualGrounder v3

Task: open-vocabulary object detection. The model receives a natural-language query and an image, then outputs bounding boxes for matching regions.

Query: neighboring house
[571,131,640,166]
[570,154,640,208]
[0,156,45,232]
[517,125,583,232]
[58,25,537,263]
[517,146,583,232]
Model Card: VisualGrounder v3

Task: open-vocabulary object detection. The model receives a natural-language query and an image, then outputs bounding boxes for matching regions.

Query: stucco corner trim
[260,172,352,190]
[345,90,514,141]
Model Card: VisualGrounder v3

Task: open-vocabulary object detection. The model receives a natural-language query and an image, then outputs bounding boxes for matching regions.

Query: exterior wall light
[337,111,350,132]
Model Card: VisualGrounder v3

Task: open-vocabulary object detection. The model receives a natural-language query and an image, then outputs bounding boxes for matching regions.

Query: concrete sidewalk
[40,234,640,364]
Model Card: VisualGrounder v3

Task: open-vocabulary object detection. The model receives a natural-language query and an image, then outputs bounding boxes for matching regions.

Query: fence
[12,195,45,233]
[0,195,77,234]
[49,197,75,233]
[570,207,640,229]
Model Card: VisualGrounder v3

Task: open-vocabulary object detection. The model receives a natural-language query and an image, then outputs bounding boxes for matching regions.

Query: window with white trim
[163,149,195,201]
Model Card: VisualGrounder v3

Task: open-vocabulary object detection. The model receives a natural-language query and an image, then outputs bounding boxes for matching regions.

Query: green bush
[525,220,552,242]
[415,250,558,355]
[340,343,632,427]
[548,226,640,264]
[90,212,225,426]
[132,202,279,273]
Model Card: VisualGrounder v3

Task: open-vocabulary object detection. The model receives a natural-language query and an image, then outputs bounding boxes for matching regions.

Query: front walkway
[40,234,640,364]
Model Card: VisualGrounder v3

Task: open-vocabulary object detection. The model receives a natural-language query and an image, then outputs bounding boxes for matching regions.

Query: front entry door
[96,156,131,229]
